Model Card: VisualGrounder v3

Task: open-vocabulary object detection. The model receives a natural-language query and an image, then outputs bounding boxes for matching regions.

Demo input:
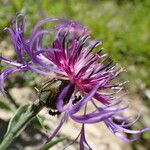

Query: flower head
[0,14,150,149]
[54,19,89,40]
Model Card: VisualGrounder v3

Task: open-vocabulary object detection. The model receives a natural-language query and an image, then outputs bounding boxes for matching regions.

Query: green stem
[0,98,46,150]
[6,89,19,108]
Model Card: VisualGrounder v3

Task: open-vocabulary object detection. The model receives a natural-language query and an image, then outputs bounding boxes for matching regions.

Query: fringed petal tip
[115,126,150,143]
[0,67,27,95]
[104,116,150,143]
[115,132,141,142]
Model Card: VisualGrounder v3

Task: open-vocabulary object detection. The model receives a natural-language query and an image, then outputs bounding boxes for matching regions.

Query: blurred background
[0,0,150,150]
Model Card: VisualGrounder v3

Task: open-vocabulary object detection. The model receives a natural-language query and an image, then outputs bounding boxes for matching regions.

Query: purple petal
[120,112,141,128]
[70,83,100,114]
[80,124,92,150]
[37,113,67,150]
[0,67,26,93]
[0,56,22,67]
[70,108,125,124]
[115,132,140,142]
[29,30,50,53]
[5,28,25,63]
[31,18,57,35]
[104,119,150,142]
[57,83,72,112]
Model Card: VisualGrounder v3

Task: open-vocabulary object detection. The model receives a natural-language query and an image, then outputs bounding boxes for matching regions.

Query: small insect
[48,109,61,116]
[73,95,82,104]
[39,79,82,116]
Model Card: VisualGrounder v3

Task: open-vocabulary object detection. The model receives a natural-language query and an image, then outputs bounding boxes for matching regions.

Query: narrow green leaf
[41,137,67,150]
[5,104,29,137]
[36,115,47,131]
[0,101,12,111]
[30,115,47,131]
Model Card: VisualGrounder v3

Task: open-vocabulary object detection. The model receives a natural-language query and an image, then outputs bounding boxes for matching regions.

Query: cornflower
[0,14,149,150]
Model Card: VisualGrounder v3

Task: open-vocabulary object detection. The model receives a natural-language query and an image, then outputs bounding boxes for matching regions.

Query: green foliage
[0,101,12,111]
[31,115,48,131]
[0,1,149,148]
[5,104,29,137]
[41,137,67,150]
[0,64,4,72]
[0,0,149,89]
[143,131,150,139]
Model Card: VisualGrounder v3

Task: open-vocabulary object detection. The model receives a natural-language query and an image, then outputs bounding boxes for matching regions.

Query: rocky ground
[0,87,150,150]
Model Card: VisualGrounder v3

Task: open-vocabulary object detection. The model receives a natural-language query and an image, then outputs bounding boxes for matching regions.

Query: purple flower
[0,14,150,149]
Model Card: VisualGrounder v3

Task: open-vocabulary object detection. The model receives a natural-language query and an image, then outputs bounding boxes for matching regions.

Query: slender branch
[6,89,19,108]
